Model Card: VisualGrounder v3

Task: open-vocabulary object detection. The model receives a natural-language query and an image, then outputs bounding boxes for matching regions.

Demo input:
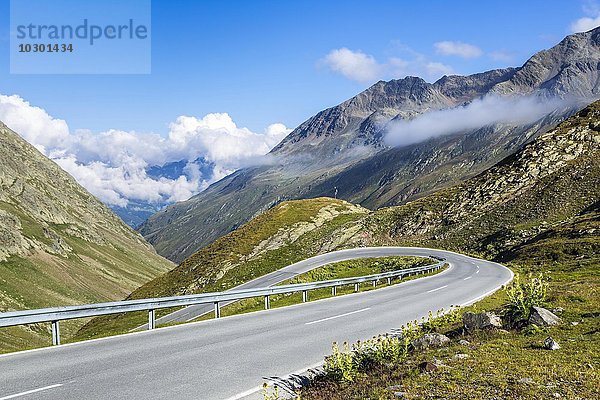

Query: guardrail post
[148,309,156,330]
[354,283,359,292]
[387,277,392,285]
[331,286,337,296]
[372,280,377,288]
[302,290,308,303]
[214,301,220,318]
[264,295,270,310]
[51,321,60,346]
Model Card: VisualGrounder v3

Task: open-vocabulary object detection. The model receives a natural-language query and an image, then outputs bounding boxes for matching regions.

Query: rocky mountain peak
[141,29,600,263]
[491,26,600,97]
[274,27,600,160]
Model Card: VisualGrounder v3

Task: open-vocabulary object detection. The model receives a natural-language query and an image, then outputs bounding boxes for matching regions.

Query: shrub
[352,334,403,368]
[522,323,548,336]
[421,306,461,333]
[504,273,548,322]
[323,342,357,382]
[322,308,454,382]
[399,319,422,351]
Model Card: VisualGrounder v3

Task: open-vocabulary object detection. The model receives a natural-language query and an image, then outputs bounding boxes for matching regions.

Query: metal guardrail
[0,261,444,346]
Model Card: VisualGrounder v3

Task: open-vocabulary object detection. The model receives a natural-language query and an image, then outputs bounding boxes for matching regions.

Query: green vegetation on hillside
[0,123,174,353]
[133,198,369,299]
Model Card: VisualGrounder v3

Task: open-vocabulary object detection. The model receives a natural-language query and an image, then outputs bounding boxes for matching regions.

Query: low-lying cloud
[0,94,291,207]
[384,95,568,148]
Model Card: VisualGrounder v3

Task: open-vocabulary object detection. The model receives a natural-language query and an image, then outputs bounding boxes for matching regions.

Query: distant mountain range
[110,157,215,227]
[140,27,600,263]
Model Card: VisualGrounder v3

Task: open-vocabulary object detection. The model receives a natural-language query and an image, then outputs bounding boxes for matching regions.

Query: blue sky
[0,0,591,134]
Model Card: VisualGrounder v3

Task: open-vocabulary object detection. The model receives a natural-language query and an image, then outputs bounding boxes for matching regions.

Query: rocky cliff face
[140,28,600,263]
[367,101,600,256]
[271,69,519,160]
[0,123,173,351]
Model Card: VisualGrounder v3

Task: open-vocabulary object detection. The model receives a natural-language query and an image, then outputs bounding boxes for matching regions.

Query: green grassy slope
[0,123,174,352]
[74,198,369,339]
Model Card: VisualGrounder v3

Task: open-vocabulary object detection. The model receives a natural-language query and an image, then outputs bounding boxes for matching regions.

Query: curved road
[0,247,512,400]
[147,247,450,328]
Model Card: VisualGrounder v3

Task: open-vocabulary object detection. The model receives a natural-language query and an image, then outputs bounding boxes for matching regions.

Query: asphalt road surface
[140,247,448,328]
[0,247,512,400]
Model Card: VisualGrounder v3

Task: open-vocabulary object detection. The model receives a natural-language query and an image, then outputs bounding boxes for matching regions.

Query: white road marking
[427,285,448,293]
[222,385,262,400]
[305,307,370,325]
[223,361,324,400]
[186,314,200,322]
[0,384,63,400]
[463,276,472,281]
[476,270,480,274]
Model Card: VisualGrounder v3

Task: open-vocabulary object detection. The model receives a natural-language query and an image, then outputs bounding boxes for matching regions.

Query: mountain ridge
[140,28,600,263]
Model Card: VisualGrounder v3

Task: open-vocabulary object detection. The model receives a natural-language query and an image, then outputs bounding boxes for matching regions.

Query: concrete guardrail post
[51,320,60,346]
[148,309,156,330]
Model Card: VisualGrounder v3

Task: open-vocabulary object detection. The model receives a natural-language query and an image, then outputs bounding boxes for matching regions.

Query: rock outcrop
[544,337,561,350]
[463,312,503,331]
[411,333,451,350]
[529,306,561,327]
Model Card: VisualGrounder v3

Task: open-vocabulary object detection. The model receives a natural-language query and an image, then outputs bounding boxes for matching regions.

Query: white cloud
[389,57,454,80]
[0,94,292,207]
[322,47,454,83]
[489,51,515,63]
[425,62,454,77]
[570,1,600,32]
[321,48,382,82]
[0,95,69,152]
[385,95,567,148]
[434,41,482,59]
[570,15,600,32]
